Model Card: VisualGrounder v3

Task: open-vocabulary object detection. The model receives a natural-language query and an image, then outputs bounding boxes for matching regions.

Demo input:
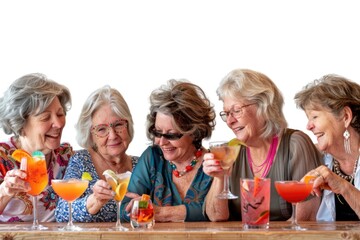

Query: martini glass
[51,179,89,231]
[103,171,131,231]
[274,180,313,230]
[209,141,240,199]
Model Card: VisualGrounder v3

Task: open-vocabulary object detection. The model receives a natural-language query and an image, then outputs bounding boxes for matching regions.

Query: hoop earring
[343,129,351,154]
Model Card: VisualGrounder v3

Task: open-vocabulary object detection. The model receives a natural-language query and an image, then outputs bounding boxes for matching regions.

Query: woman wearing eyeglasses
[202,68,323,222]
[55,85,138,223]
[121,79,216,222]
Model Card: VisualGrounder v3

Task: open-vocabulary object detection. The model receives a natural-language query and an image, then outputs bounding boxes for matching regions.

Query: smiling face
[20,97,66,155]
[91,104,131,159]
[305,108,345,154]
[153,112,195,163]
[222,97,265,146]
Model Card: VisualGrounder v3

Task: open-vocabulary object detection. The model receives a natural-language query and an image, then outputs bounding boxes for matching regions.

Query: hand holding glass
[209,141,240,199]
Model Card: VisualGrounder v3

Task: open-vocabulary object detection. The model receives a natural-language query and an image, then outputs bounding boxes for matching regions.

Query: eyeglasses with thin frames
[91,119,128,138]
[219,103,255,122]
[151,129,184,141]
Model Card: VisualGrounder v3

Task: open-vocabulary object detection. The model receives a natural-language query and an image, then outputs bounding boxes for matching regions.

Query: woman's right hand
[202,152,225,178]
[0,169,30,197]
[91,179,115,202]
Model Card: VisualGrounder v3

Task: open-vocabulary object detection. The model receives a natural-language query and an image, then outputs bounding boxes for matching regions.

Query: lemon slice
[82,172,93,181]
[115,181,129,201]
[103,169,119,191]
[228,138,245,146]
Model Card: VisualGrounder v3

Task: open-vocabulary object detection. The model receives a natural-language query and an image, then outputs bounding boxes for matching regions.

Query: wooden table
[1,221,360,239]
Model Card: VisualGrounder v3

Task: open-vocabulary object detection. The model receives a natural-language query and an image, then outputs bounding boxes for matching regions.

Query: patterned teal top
[121,145,212,222]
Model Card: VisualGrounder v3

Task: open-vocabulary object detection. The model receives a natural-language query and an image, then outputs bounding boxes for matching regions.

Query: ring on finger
[315,171,325,180]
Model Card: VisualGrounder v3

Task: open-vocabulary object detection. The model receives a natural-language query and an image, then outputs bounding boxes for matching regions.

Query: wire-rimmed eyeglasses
[91,119,127,138]
[219,103,255,122]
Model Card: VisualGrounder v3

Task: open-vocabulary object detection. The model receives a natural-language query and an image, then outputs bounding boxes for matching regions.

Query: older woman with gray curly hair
[121,79,216,222]
[295,74,360,221]
[0,73,73,224]
[55,85,137,223]
[203,68,322,223]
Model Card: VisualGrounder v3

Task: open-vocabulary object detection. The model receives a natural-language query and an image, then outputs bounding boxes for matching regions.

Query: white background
[1,0,359,157]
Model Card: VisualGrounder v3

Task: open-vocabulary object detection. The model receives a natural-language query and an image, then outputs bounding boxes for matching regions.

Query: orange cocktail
[210,145,240,170]
[130,194,155,229]
[26,155,48,196]
[51,179,88,202]
[51,179,89,231]
[209,141,241,199]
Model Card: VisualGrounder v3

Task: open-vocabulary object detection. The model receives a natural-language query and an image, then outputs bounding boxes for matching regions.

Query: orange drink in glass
[209,141,240,199]
[130,195,155,229]
[17,150,49,230]
[26,154,48,196]
[51,179,89,231]
[275,180,313,230]
[240,178,271,229]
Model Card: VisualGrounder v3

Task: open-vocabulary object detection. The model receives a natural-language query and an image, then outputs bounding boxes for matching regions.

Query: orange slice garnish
[115,181,129,202]
[141,194,150,201]
[11,149,32,163]
[304,175,316,184]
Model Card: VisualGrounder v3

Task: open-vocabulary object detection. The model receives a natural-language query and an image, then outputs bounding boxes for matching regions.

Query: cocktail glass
[20,151,49,230]
[240,178,271,229]
[113,172,131,231]
[51,179,89,231]
[209,141,240,199]
[130,198,155,229]
[274,180,313,230]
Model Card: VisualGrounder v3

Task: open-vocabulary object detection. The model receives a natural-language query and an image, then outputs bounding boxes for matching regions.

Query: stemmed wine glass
[209,141,241,199]
[20,151,49,230]
[274,180,314,230]
[51,179,89,231]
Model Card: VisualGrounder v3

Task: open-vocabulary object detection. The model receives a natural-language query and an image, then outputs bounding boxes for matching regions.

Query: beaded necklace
[333,156,359,204]
[169,149,203,177]
[333,158,359,183]
[247,136,278,178]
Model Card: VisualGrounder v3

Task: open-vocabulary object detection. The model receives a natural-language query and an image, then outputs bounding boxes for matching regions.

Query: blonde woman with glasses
[203,68,323,222]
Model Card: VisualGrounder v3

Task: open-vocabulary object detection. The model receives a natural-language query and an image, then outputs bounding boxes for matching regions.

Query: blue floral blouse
[121,145,213,222]
[55,149,138,222]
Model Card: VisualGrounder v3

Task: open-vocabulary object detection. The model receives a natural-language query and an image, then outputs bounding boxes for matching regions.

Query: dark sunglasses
[151,129,184,140]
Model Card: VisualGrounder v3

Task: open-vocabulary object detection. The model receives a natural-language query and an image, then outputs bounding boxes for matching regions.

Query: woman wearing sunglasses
[121,79,216,222]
